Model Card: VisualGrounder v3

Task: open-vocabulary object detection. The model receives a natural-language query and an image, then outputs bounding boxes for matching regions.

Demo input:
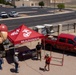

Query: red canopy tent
[8,25,44,45]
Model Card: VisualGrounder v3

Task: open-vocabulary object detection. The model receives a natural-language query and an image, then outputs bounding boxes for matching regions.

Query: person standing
[36,42,42,60]
[14,52,19,73]
[0,54,3,70]
[44,54,52,71]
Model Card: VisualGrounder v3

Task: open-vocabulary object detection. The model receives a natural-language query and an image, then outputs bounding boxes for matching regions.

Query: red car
[41,33,76,52]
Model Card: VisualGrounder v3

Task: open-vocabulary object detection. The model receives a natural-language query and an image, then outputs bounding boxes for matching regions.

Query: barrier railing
[51,22,76,35]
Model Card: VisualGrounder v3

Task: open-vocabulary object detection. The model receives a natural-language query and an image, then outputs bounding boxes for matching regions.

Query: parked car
[41,33,76,52]
[0,11,8,18]
[9,11,19,17]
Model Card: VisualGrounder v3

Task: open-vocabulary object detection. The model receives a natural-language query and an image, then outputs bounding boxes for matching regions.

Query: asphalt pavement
[0,7,76,28]
[0,9,76,30]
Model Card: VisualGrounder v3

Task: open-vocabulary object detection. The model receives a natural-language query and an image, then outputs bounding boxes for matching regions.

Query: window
[67,39,74,44]
[74,37,76,42]
[59,38,66,43]
[41,27,47,35]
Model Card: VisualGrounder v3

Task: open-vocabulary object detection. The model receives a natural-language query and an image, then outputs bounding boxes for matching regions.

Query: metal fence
[51,23,76,35]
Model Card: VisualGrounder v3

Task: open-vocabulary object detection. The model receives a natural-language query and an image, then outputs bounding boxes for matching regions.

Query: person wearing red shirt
[44,54,52,71]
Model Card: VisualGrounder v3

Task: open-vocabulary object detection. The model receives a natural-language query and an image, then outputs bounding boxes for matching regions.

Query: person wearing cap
[14,52,19,73]
[36,42,42,61]
[0,54,3,70]
[44,54,52,71]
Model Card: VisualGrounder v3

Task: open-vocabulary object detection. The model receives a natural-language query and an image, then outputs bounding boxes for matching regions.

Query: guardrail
[52,23,76,35]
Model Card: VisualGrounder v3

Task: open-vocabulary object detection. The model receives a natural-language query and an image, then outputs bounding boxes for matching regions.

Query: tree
[38,1,44,8]
[0,0,6,4]
[0,0,14,7]
[5,2,13,6]
[57,3,65,11]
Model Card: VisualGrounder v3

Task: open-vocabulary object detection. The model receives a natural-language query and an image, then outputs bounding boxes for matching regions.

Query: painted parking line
[18,11,37,14]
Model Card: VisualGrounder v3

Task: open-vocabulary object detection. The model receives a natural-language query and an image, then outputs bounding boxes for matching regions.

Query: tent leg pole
[43,39,45,56]
[14,45,15,55]
[62,50,65,66]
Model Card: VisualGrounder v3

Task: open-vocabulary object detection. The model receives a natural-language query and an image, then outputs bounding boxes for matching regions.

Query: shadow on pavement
[43,45,76,57]
[31,57,38,60]
[50,49,76,57]
[10,68,15,73]
[5,50,14,64]
[39,67,45,72]
[5,56,14,64]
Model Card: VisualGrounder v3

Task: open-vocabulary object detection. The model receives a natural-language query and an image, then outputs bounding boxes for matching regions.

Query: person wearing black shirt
[36,42,42,60]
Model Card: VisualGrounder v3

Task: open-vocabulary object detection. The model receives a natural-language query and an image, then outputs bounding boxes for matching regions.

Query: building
[10,0,76,7]
[11,0,50,7]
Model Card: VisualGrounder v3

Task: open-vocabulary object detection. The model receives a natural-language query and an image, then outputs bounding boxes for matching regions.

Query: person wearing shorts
[44,54,51,71]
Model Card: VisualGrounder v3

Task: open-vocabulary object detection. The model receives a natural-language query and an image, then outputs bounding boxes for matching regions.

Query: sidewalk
[0,50,76,75]
[51,19,76,26]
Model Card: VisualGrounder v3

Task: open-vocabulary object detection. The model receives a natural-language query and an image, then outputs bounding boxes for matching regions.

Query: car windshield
[1,12,6,14]
[11,11,16,14]
[41,27,47,35]
[74,37,76,42]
